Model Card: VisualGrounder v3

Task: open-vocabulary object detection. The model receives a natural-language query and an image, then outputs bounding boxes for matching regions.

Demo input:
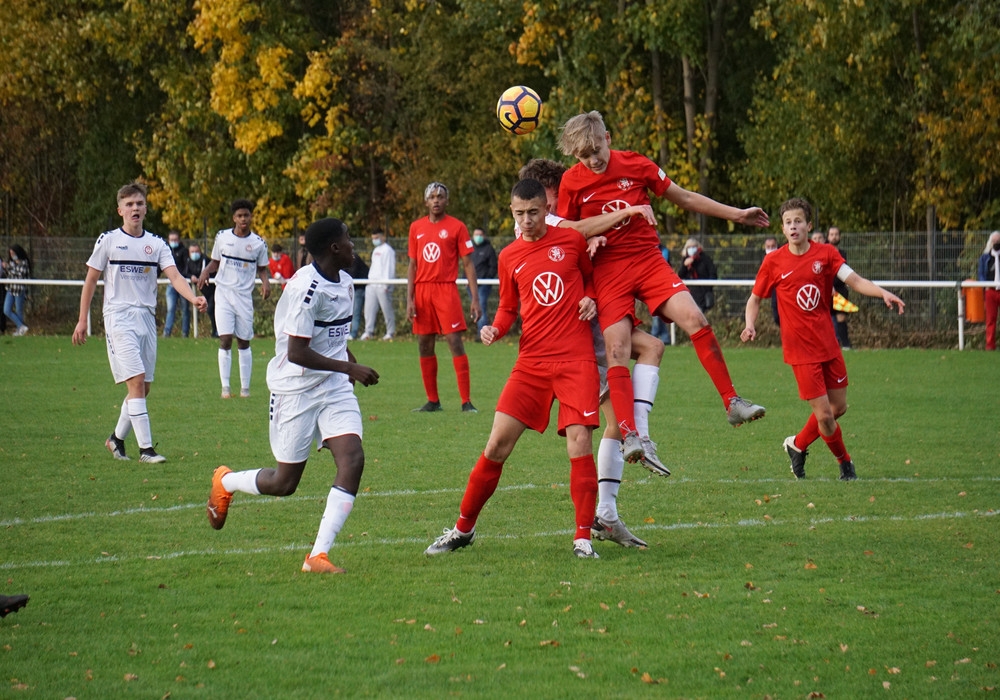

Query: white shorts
[105,308,157,384]
[268,375,363,463]
[215,286,255,340]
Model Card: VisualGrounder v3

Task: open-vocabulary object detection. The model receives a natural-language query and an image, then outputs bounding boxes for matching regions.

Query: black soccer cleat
[783,435,807,479]
[0,594,29,618]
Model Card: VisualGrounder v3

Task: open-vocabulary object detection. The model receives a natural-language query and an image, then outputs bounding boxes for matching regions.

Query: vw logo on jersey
[423,242,441,263]
[796,284,822,311]
[144,245,153,255]
[532,271,565,307]
[617,178,632,191]
[438,229,449,239]
[812,260,824,274]
[602,200,633,230]
[548,246,565,262]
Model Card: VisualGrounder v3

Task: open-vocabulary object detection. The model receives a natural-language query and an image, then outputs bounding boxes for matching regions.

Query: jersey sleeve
[491,250,518,338]
[455,221,474,258]
[255,237,269,267]
[156,239,176,273]
[407,222,418,260]
[751,254,774,298]
[278,283,317,338]
[86,234,109,272]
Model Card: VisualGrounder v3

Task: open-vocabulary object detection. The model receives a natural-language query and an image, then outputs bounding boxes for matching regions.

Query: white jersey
[210,228,269,294]
[85,228,175,314]
[368,243,397,282]
[267,264,355,395]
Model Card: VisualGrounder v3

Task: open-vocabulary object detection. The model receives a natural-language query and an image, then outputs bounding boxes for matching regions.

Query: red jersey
[492,225,596,362]
[407,214,473,283]
[752,242,846,365]
[557,150,672,266]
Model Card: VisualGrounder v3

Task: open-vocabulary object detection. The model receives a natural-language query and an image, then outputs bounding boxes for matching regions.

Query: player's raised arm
[664,183,770,229]
[843,272,905,314]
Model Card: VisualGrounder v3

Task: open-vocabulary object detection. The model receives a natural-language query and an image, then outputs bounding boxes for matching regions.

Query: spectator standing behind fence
[764,236,780,326]
[649,237,672,344]
[827,226,852,349]
[186,242,217,337]
[3,245,32,336]
[72,182,207,463]
[361,229,396,341]
[268,243,294,288]
[198,199,271,399]
[979,231,1000,351]
[347,251,368,340]
[677,237,717,313]
[469,227,498,337]
[163,231,191,337]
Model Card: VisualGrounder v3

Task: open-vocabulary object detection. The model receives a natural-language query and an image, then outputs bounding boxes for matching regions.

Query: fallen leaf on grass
[926,660,937,668]
[644,517,655,524]
[955,658,971,665]
[840,643,849,653]
[539,640,560,647]
[963,542,974,549]
[804,561,818,570]
[124,674,138,682]
[887,667,901,674]
[425,654,440,663]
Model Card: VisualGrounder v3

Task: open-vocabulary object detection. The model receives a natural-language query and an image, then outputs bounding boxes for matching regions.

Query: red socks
[821,424,850,463]
[419,355,439,403]
[456,454,504,533]
[570,455,598,541]
[796,413,821,451]
[453,354,471,404]
[606,365,637,435]
[690,326,737,406]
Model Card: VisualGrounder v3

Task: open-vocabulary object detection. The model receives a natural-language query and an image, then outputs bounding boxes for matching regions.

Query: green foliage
[0,0,995,243]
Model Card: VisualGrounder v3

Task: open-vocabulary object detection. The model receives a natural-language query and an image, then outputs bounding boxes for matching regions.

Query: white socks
[218,349,231,389]
[238,348,253,391]
[127,398,153,449]
[632,363,659,437]
[596,438,624,522]
[310,487,356,557]
[115,401,133,441]
[221,468,262,495]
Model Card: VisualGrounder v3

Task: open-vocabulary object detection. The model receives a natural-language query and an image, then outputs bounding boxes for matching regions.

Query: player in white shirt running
[205,218,380,574]
[197,199,271,399]
[72,182,208,463]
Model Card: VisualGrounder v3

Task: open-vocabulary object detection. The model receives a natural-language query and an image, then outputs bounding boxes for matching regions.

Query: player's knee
[834,403,848,419]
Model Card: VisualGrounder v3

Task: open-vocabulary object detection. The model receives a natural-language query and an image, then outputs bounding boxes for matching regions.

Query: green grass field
[1,335,997,698]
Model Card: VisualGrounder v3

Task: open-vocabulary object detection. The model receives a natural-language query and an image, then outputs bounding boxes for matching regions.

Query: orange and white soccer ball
[496,85,542,135]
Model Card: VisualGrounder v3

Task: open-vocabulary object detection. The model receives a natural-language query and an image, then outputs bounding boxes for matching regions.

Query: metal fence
[0,231,994,349]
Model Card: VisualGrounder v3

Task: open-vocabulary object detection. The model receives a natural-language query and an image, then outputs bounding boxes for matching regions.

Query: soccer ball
[496,86,542,135]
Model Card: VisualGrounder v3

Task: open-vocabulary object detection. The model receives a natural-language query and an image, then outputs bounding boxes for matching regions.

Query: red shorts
[594,253,688,331]
[412,282,467,335]
[496,359,600,436]
[791,354,849,401]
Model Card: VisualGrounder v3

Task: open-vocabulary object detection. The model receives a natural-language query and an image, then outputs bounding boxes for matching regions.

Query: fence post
[957,282,965,351]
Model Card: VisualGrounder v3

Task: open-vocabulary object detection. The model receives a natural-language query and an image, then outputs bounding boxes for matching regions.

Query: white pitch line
[2,475,998,529]
[1,509,996,571]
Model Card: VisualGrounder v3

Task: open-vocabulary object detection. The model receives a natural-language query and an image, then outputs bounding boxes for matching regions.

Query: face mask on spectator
[191,252,202,261]
[686,246,699,257]
[473,235,484,245]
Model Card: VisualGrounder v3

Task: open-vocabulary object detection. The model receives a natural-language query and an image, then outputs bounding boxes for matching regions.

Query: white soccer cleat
[572,538,600,559]
[425,527,475,555]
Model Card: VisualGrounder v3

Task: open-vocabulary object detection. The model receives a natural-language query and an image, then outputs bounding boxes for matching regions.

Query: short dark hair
[511,178,546,203]
[117,182,147,203]
[518,159,566,190]
[231,198,254,214]
[779,197,812,223]
[304,218,349,256]
[271,243,283,253]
